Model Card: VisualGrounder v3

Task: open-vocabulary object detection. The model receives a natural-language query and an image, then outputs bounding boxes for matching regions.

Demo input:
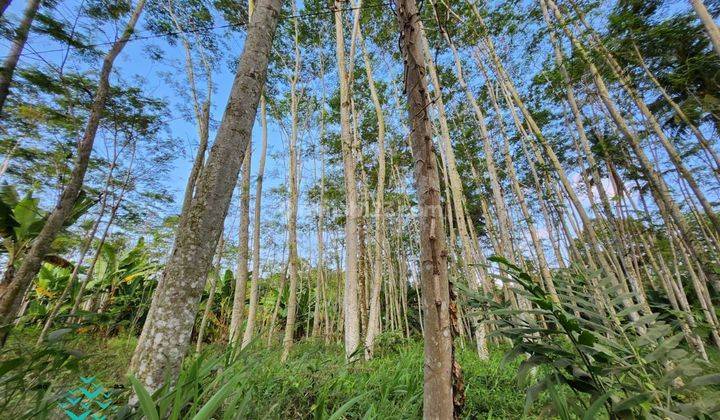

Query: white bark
[241,96,268,349]
[334,0,361,359]
[691,0,720,59]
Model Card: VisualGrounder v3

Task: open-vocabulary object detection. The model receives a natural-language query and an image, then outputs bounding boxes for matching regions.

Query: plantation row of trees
[1,0,720,417]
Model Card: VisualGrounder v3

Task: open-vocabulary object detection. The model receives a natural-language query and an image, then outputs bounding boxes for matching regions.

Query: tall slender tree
[241,93,269,349]
[333,0,361,359]
[691,0,720,58]
[361,22,388,359]
[0,0,41,117]
[282,0,302,361]
[230,151,251,344]
[396,0,462,416]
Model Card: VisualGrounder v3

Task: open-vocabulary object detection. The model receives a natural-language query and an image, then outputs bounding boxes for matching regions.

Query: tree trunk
[396,0,462,416]
[267,259,288,346]
[0,0,146,331]
[241,95,268,349]
[333,0,361,360]
[312,168,326,338]
[282,4,301,361]
[312,57,327,339]
[129,0,281,392]
[0,0,41,117]
[230,150,251,344]
[361,25,387,359]
[691,0,720,59]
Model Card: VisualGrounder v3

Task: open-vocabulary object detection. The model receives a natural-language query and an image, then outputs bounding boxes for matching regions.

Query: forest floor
[2,328,535,419]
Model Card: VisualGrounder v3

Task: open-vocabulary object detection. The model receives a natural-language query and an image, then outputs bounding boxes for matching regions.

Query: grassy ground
[1,328,529,419]
[210,337,526,419]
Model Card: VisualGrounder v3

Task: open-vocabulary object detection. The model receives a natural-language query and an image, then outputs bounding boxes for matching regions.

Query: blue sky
[6,0,718,274]
[1,0,324,269]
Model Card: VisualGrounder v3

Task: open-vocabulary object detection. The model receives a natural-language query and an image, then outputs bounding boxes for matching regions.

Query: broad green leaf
[63,190,96,228]
[0,195,18,240]
[583,393,611,420]
[0,357,24,377]
[328,392,368,420]
[191,373,241,420]
[128,374,160,420]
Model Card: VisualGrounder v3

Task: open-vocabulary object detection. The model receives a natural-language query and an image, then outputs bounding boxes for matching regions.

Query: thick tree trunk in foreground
[396,0,462,417]
[0,0,146,329]
[129,0,281,392]
[0,0,41,117]
[334,0,361,360]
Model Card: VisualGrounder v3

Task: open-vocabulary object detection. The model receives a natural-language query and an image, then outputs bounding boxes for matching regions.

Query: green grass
[1,328,529,419]
[182,335,527,418]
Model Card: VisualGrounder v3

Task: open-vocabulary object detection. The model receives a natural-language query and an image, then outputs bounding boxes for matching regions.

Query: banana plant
[34,264,72,302]
[0,184,95,287]
[83,238,159,329]
[24,263,73,319]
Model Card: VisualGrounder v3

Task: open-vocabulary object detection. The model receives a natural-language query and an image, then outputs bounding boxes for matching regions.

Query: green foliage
[85,238,157,294]
[0,327,85,418]
[1,331,527,419]
[0,185,95,275]
[78,238,159,333]
[122,339,526,419]
[469,256,720,419]
[32,264,72,304]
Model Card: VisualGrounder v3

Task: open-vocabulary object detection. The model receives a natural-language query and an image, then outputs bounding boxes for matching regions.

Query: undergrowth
[1,328,527,419]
